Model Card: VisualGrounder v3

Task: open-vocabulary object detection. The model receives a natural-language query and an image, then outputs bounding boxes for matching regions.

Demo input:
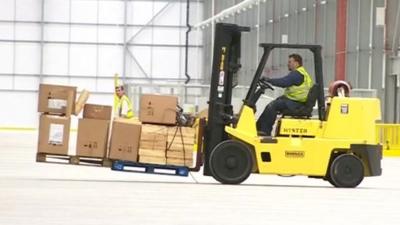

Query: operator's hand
[258,77,274,90]
[260,76,271,82]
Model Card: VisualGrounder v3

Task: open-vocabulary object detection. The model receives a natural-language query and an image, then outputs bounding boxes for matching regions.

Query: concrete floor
[1,130,400,225]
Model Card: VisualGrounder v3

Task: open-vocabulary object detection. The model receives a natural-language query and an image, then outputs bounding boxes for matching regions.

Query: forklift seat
[281,84,319,118]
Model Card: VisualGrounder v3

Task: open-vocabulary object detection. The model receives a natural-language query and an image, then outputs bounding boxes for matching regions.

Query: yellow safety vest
[114,95,134,119]
[284,66,313,102]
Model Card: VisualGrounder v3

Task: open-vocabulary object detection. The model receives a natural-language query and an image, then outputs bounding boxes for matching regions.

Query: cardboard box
[139,156,167,165]
[109,120,141,162]
[140,94,178,125]
[76,118,110,158]
[74,90,90,116]
[83,104,112,120]
[38,114,71,155]
[38,84,77,116]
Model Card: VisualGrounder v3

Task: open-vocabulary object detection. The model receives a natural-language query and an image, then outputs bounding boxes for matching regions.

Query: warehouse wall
[201,0,400,122]
[0,0,204,128]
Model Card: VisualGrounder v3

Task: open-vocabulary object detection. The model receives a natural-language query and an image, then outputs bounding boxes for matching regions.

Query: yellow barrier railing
[376,123,400,156]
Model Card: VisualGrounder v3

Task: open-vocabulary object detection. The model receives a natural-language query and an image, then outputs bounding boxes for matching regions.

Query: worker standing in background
[114,73,134,119]
[257,54,313,136]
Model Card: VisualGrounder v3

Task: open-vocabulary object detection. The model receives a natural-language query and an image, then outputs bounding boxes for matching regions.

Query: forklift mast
[203,23,250,176]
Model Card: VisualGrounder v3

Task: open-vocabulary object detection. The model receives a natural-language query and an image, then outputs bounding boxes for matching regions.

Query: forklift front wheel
[209,140,253,184]
[329,154,364,188]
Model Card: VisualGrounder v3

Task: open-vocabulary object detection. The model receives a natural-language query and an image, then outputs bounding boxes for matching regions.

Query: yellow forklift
[200,23,382,188]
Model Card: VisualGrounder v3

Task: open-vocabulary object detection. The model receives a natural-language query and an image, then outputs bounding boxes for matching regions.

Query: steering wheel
[258,78,274,91]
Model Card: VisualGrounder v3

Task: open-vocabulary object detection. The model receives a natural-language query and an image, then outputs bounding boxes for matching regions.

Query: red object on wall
[335,0,347,80]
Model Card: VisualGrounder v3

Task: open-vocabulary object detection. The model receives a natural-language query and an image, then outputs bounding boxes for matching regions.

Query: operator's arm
[114,73,119,88]
[266,71,303,88]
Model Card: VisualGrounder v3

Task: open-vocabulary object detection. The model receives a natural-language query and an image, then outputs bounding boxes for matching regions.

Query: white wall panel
[41,77,70,85]
[153,2,180,26]
[1,0,204,128]
[98,45,123,77]
[128,1,154,24]
[152,47,179,77]
[0,76,13,89]
[44,0,70,22]
[185,47,203,79]
[186,2,203,25]
[15,0,41,21]
[153,28,180,45]
[0,92,38,127]
[0,0,15,20]
[43,44,69,75]
[14,43,40,74]
[15,24,41,41]
[127,46,151,77]
[95,78,114,93]
[98,26,123,43]
[69,44,97,76]
[99,0,124,24]
[69,77,97,92]
[127,27,152,44]
[0,23,14,39]
[44,24,69,42]
[14,76,38,90]
[0,43,14,73]
[70,25,97,42]
[71,0,98,23]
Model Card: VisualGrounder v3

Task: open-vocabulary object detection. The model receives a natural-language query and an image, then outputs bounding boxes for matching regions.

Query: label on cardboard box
[48,99,67,110]
[48,123,64,145]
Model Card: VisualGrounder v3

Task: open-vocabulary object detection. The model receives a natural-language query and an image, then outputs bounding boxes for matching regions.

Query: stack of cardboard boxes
[76,104,112,158]
[37,84,77,155]
[37,84,196,167]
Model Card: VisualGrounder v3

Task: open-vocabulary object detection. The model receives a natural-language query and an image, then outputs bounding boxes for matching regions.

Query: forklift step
[111,160,189,177]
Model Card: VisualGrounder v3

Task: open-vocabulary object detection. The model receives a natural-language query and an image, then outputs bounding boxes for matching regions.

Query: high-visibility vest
[284,66,313,102]
[114,95,134,119]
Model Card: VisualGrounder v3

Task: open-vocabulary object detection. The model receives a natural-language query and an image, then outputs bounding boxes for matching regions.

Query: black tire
[209,140,253,184]
[329,154,364,188]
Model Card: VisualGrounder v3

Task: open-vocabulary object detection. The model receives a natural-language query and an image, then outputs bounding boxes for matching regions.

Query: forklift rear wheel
[329,154,364,188]
[209,140,253,184]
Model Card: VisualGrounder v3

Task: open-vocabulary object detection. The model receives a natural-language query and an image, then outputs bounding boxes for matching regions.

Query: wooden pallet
[36,153,112,167]
[111,160,189,177]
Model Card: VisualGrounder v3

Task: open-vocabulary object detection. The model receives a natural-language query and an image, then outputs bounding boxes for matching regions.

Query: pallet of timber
[139,155,167,165]
[167,126,195,137]
[140,140,167,150]
[166,150,193,159]
[168,142,194,151]
[140,125,168,149]
[139,148,166,158]
[167,157,193,167]
[142,124,168,135]
[36,152,112,167]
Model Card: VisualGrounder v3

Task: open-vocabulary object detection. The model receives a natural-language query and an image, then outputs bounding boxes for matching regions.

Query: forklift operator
[256,54,313,136]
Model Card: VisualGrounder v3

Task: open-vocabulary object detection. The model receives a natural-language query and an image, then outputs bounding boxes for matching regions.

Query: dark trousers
[256,96,304,135]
